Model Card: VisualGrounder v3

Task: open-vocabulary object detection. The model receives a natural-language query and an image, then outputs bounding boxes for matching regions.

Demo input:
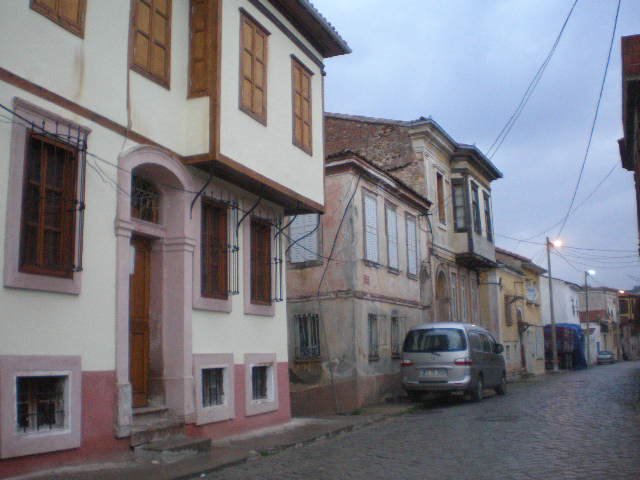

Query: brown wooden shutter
[201,200,228,299]
[20,133,77,278]
[292,58,313,153]
[131,0,172,87]
[189,0,208,97]
[250,219,271,305]
[240,13,268,123]
[31,0,86,37]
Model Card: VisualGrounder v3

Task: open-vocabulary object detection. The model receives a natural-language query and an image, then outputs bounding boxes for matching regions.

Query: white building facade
[0,0,348,472]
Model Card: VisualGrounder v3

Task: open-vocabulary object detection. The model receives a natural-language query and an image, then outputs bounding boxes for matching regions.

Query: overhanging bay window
[451,180,466,231]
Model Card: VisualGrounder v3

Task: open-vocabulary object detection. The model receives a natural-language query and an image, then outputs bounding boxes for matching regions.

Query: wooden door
[130,236,151,408]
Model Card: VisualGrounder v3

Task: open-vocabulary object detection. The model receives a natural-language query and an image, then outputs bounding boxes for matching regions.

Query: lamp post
[584,269,596,367]
[546,237,562,372]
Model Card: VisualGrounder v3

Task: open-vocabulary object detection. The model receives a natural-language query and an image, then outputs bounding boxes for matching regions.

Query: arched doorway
[114,146,195,436]
[435,269,450,322]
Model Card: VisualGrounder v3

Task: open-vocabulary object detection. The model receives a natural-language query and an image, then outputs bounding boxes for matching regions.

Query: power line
[556,0,621,237]
[486,0,578,159]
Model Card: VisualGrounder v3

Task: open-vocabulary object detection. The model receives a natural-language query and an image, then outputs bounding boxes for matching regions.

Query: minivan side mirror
[494,344,504,354]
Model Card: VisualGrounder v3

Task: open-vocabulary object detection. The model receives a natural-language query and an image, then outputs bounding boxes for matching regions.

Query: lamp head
[587,269,596,276]
[551,239,563,248]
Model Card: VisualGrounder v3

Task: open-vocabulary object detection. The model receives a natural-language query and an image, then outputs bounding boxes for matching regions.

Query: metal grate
[131,175,160,223]
[251,366,268,400]
[294,313,321,359]
[202,368,224,407]
[16,376,66,433]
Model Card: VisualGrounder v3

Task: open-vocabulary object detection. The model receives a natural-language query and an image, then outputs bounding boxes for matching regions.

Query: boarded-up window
[20,133,78,278]
[292,58,312,153]
[201,200,228,299]
[131,0,172,87]
[188,0,209,97]
[289,214,319,263]
[406,215,418,276]
[250,218,271,305]
[240,12,268,123]
[436,172,446,224]
[363,193,378,263]
[385,205,399,270]
[31,0,86,38]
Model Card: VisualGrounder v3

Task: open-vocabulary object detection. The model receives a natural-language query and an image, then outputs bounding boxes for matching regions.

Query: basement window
[251,365,269,400]
[16,376,67,433]
[201,368,225,407]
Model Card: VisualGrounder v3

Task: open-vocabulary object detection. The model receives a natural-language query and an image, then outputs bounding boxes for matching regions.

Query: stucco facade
[0,0,348,475]
[286,152,430,414]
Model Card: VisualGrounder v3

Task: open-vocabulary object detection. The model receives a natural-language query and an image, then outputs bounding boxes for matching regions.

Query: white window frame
[385,204,399,270]
[193,354,235,425]
[289,214,320,263]
[405,214,419,277]
[363,192,379,263]
[244,353,278,416]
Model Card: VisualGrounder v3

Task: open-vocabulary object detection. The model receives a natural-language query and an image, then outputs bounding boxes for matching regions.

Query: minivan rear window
[402,328,467,353]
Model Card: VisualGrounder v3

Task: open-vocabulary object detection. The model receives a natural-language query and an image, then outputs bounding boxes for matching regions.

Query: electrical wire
[556,0,621,237]
[486,0,579,159]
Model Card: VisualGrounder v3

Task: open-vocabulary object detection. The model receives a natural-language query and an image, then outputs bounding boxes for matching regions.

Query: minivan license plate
[420,368,446,377]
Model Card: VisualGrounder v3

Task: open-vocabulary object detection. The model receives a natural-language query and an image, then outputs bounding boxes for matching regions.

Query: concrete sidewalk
[7,404,414,480]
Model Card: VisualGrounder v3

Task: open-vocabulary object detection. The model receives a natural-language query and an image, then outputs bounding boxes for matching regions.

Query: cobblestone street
[204,361,640,480]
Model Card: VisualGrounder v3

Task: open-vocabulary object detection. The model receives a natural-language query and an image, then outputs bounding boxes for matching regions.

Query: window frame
[193,354,234,425]
[0,355,81,459]
[4,99,88,295]
[451,179,467,232]
[368,313,380,361]
[30,0,87,38]
[244,353,278,416]
[200,198,229,300]
[249,217,272,306]
[362,191,379,264]
[291,55,313,154]
[288,214,320,265]
[483,191,493,242]
[436,172,446,225]
[238,9,269,125]
[405,213,419,278]
[385,203,399,271]
[130,0,173,89]
[294,313,321,361]
[471,183,482,235]
[188,0,211,98]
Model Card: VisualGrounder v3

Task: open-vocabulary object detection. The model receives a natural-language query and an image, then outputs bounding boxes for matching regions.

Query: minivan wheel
[470,377,483,402]
[495,374,507,396]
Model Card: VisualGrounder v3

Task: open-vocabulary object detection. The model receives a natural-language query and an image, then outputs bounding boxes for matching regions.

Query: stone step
[130,418,184,447]
[134,434,211,463]
[132,405,171,425]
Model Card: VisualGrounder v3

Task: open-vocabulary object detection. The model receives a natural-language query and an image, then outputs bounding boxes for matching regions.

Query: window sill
[368,355,380,362]
[362,259,382,269]
[293,140,313,156]
[387,267,400,275]
[437,223,448,232]
[294,357,322,364]
[406,273,418,281]
[239,105,267,126]
[288,259,323,269]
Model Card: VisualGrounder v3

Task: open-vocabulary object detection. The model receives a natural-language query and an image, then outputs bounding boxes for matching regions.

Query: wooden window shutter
[201,200,228,299]
[20,133,78,278]
[250,219,271,304]
[363,194,378,263]
[31,0,86,38]
[189,0,209,97]
[239,12,268,123]
[131,0,172,88]
[292,58,313,153]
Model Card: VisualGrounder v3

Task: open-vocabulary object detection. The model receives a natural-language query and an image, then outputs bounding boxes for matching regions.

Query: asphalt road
[204,361,640,480]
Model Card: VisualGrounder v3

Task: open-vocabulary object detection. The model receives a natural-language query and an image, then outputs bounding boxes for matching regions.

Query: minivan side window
[469,332,483,352]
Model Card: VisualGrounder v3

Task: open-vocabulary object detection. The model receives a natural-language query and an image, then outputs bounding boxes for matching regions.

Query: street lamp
[584,269,596,367]
[546,237,562,372]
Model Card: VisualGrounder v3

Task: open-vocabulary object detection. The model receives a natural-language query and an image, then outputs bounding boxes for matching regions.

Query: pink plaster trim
[243,219,276,317]
[3,98,89,295]
[0,355,82,459]
[244,353,278,416]
[114,146,196,433]
[193,354,235,425]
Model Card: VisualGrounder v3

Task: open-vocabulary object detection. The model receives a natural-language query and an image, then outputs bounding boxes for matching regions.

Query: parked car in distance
[401,322,506,402]
[597,350,616,365]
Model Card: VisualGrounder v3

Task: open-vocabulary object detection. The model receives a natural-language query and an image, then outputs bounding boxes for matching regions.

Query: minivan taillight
[454,357,473,366]
[401,359,414,367]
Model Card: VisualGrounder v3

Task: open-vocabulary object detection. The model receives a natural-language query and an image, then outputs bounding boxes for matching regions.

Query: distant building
[577,287,621,363]
[619,290,640,360]
[495,248,546,378]
[620,34,640,255]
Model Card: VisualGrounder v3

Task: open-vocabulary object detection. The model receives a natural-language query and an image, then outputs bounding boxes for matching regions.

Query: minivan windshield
[403,328,467,353]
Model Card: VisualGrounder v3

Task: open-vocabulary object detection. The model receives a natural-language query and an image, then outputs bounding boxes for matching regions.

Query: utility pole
[584,271,590,367]
[546,237,559,372]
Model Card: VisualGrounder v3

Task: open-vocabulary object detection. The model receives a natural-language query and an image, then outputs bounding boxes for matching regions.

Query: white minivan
[401,322,506,402]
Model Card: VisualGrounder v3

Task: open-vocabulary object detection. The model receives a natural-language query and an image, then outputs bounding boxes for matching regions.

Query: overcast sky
[315,0,640,290]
